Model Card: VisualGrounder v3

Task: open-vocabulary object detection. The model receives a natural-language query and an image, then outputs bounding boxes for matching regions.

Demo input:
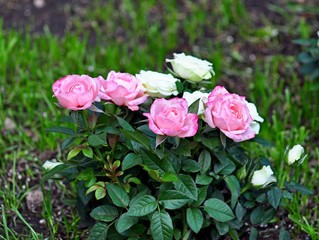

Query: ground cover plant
[0,0,319,239]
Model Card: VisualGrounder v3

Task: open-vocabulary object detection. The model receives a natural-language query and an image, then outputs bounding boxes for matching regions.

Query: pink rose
[52,75,100,110]
[143,98,198,138]
[204,86,255,142]
[99,71,147,111]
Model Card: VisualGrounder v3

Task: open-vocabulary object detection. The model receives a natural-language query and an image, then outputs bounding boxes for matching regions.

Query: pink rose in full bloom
[204,86,255,142]
[52,75,100,110]
[143,98,198,138]
[99,71,147,111]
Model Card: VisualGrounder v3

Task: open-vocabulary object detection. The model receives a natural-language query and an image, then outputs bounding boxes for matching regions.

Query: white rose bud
[245,101,264,134]
[251,166,276,188]
[182,91,209,115]
[43,160,63,171]
[166,53,215,83]
[287,144,305,165]
[136,70,179,98]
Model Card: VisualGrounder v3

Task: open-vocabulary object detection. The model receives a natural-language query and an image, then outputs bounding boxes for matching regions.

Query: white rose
[136,70,179,98]
[166,53,215,83]
[182,91,209,115]
[43,160,63,171]
[288,144,305,165]
[251,166,276,188]
[245,101,264,134]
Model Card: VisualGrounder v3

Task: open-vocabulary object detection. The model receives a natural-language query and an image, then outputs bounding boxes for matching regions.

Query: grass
[0,0,319,238]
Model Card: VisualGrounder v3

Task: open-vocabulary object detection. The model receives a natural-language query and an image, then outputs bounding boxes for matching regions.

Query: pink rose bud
[204,86,255,142]
[52,75,100,110]
[144,98,198,138]
[98,71,147,111]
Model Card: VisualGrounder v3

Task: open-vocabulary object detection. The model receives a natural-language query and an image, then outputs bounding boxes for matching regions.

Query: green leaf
[292,38,314,46]
[186,208,203,233]
[67,147,81,160]
[282,190,293,200]
[122,223,146,237]
[127,195,157,217]
[225,175,240,208]
[249,227,258,240]
[182,159,201,173]
[156,135,167,148]
[150,211,173,240]
[173,229,181,240]
[235,203,246,221]
[174,174,198,200]
[214,157,236,175]
[201,136,221,151]
[193,186,208,206]
[115,115,135,131]
[160,173,178,182]
[82,147,93,158]
[188,98,200,114]
[159,190,191,210]
[198,150,211,174]
[261,208,275,224]
[141,149,175,173]
[250,206,264,224]
[115,213,138,233]
[62,136,76,150]
[267,187,282,209]
[89,222,109,240]
[122,153,142,171]
[279,227,290,240]
[172,139,192,156]
[90,205,118,222]
[122,130,151,150]
[46,126,75,135]
[256,193,267,203]
[310,68,319,80]
[298,52,315,64]
[195,175,213,185]
[106,184,130,208]
[215,221,229,235]
[41,163,76,183]
[204,198,235,222]
[228,229,240,240]
[88,133,107,147]
[285,182,313,195]
[95,186,107,200]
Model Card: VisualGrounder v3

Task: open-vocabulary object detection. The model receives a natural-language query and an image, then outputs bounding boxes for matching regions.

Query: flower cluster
[48,53,310,239]
[52,53,263,143]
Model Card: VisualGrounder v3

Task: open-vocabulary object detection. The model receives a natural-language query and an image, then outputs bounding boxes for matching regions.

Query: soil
[0,0,318,239]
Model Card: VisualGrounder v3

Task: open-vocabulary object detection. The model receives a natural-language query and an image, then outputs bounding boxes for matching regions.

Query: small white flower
[288,144,305,165]
[166,53,214,83]
[136,70,179,98]
[251,166,276,188]
[245,101,264,134]
[182,91,209,115]
[43,160,63,171]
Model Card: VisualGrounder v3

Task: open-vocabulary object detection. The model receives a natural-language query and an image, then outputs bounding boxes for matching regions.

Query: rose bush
[46,53,311,240]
